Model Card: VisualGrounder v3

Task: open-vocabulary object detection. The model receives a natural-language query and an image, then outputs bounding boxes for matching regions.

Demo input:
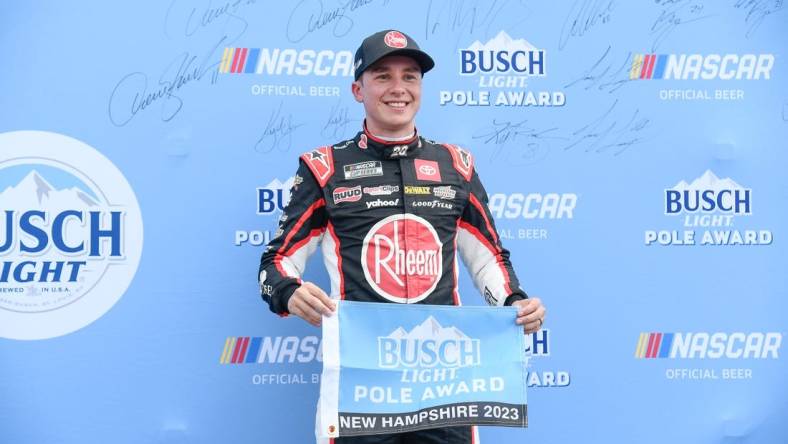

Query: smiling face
[351,55,422,138]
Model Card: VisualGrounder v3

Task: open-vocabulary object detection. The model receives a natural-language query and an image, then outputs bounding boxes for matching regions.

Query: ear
[351,80,364,103]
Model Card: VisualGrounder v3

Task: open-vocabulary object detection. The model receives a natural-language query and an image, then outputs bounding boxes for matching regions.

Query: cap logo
[384,31,407,49]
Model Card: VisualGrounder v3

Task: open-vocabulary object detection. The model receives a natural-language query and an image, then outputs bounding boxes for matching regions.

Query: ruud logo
[361,214,442,303]
[0,131,143,340]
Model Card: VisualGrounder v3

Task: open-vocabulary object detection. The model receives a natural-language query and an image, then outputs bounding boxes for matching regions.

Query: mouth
[384,100,409,110]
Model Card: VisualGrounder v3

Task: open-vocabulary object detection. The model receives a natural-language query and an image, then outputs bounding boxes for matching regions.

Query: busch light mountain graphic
[442,30,564,107]
[645,169,770,246]
[0,167,116,313]
[666,170,750,215]
[467,31,537,55]
[0,130,144,340]
[257,176,294,215]
[378,316,481,369]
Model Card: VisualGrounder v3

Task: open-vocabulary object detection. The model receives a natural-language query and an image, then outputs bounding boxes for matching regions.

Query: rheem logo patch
[361,214,442,303]
[384,31,407,49]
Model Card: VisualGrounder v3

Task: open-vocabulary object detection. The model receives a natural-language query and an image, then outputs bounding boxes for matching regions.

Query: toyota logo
[419,165,436,175]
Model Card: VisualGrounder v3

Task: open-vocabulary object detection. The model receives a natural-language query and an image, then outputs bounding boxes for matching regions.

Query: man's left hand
[513,297,546,334]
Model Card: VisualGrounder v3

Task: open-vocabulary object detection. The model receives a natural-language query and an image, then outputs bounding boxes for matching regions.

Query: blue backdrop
[1,1,786,443]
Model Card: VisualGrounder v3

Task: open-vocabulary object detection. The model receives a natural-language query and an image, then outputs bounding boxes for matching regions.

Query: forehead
[367,55,421,72]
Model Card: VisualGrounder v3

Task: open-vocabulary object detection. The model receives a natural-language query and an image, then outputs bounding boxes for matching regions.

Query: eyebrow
[369,65,421,73]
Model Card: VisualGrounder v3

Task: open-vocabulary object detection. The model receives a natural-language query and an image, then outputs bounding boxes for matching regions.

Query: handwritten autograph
[164,0,257,41]
[650,0,714,51]
[562,99,651,155]
[473,119,562,165]
[108,37,225,127]
[321,100,358,139]
[564,45,633,93]
[732,0,785,37]
[424,0,530,49]
[558,0,615,50]
[254,102,305,154]
[286,0,388,43]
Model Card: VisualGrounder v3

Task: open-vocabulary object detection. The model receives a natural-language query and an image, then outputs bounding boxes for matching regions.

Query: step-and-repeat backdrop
[1,1,786,443]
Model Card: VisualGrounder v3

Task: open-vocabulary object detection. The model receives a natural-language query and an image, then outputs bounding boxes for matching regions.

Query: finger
[515,298,540,315]
[291,297,323,327]
[520,307,546,325]
[303,282,336,314]
[523,319,543,334]
[303,292,335,318]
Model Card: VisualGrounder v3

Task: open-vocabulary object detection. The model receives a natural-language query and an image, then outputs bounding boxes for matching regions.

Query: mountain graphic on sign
[264,176,295,191]
[670,170,744,192]
[263,176,295,209]
[0,170,98,209]
[385,316,469,341]
[467,30,537,51]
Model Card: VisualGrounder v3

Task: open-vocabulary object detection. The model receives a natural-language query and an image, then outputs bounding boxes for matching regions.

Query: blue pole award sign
[318,301,528,439]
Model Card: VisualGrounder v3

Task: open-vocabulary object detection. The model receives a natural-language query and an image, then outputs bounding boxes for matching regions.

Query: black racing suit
[259,127,527,444]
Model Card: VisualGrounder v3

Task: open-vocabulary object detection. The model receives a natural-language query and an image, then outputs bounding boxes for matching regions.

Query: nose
[388,76,407,95]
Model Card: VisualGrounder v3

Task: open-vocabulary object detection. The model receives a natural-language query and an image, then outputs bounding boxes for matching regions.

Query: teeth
[387,102,406,108]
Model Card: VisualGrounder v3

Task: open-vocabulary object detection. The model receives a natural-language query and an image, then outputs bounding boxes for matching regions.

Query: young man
[259,29,546,444]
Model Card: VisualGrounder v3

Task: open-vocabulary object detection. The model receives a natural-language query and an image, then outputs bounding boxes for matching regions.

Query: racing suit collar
[356,122,423,159]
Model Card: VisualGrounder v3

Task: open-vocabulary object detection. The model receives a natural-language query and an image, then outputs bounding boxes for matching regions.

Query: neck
[372,131,415,142]
[363,120,416,140]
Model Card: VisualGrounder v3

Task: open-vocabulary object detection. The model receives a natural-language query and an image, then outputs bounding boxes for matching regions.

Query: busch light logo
[0,131,143,340]
[664,170,750,215]
[257,177,293,214]
[646,170,771,246]
[525,328,550,356]
[361,214,442,303]
[378,317,481,369]
[461,31,545,76]
[442,31,564,107]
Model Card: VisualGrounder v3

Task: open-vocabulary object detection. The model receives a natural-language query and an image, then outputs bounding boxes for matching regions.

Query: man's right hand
[286,282,336,327]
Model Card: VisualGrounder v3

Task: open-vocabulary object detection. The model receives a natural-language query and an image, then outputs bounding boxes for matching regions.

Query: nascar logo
[219,48,354,76]
[630,54,774,80]
[635,332,782,359]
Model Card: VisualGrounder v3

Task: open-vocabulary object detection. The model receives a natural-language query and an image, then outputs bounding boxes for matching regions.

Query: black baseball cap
[354,29,435,80]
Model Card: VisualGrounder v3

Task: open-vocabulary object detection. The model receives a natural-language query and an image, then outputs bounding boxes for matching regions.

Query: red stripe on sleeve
[459,220,514,296]
[277,199,326,255]
[469,193,501,251]
[327,222,345,300]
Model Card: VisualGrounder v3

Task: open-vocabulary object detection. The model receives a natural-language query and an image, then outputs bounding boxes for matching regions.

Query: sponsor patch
[415,159,441,182]
[363,185,400,196]
[433,186,456,200]
[384,31,408,49]
[366,198,400,209]
[344,161,382,179]
[333,186,363,204]
[404,185,431,195]
[361,214,443,303]
[411,200,454,210]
